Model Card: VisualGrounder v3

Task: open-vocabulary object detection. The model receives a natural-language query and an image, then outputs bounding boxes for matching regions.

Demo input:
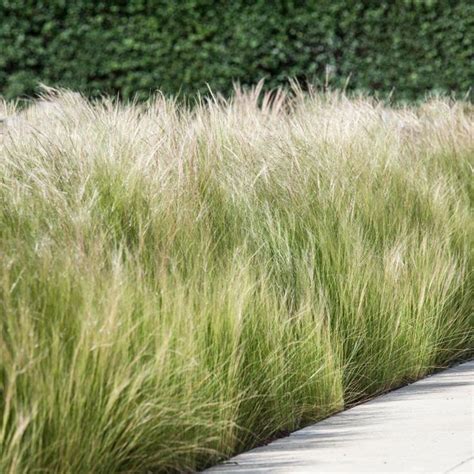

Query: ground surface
[206,360,474,473]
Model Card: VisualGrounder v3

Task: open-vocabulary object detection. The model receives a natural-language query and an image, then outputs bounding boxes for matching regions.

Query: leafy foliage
[1,0,473,100]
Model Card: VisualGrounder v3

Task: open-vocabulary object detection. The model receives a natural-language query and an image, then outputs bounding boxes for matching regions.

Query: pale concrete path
[206,360,473,473]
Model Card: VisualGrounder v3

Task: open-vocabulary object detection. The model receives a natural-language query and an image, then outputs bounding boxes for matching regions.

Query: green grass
[0,86,472,473]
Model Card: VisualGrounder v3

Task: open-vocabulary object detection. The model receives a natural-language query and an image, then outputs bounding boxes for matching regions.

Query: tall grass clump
[0,85,472,473]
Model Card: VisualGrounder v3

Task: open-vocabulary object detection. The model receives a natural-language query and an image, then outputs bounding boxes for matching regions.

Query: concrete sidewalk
[206,360,473,473]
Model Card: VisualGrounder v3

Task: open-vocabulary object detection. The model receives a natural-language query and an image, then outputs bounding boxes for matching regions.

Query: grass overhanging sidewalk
[0,86,472,472]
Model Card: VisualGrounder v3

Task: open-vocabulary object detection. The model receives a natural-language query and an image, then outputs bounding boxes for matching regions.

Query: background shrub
[1,0,473,101]
[0,0,474,99]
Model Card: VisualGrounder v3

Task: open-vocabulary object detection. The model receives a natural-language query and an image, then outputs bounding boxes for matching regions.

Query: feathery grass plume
[0,85,472,472]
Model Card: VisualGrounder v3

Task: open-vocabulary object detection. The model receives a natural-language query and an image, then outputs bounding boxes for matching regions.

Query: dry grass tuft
[0,86,472,472]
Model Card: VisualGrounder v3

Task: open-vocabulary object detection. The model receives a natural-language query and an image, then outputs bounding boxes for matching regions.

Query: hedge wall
[1,0,473,101]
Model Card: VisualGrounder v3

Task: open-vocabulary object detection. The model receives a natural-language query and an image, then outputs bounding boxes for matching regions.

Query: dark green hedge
[1,0,473,101]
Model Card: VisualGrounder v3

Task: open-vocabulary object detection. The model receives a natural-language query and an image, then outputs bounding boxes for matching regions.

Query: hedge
[1,0,473,101]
